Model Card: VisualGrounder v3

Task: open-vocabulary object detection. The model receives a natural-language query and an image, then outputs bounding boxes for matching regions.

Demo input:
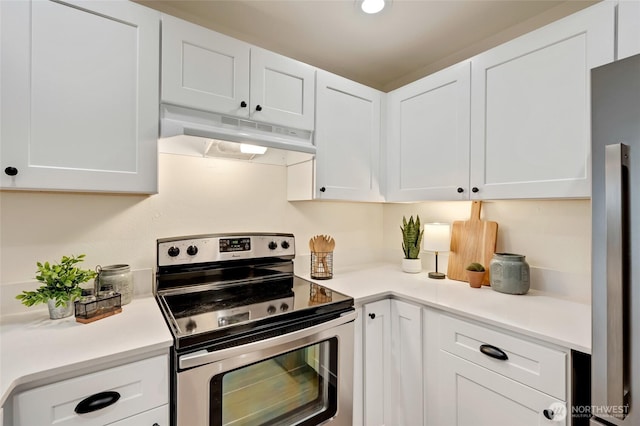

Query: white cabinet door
[250,47,316,130]
[470,1,615,199]
[390,300,423,426]
[386,61,471,202]
[161,14,251,117]
[314,71,383,202]
[363,299,392,426]
[0,0,159,193]
[618,0,640,60]
[437,351,566,426]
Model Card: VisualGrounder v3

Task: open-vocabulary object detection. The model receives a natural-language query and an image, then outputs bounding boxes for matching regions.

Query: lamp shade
[423,223,450,253]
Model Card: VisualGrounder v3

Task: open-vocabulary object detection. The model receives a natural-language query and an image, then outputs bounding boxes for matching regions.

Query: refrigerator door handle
[604,143,629,420]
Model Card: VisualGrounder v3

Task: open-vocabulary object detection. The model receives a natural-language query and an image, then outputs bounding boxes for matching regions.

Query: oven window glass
[210,338,338,426]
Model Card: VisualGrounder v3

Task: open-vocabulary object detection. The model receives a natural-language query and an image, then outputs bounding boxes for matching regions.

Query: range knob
[268,241,278,250]
[280,303,289,312]
[187,245,198,256]
[281,240,290,249]
[267,305,277,315]
[167,246,180,257]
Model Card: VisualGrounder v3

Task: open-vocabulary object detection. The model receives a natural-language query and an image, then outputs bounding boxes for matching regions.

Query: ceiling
[137,0,598,92]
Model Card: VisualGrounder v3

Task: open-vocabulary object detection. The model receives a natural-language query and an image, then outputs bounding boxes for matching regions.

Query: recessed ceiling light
[361,0,385,14]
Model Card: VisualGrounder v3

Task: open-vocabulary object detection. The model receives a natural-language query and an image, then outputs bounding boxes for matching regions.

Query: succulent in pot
[16,254,96,319]
[465,262,486,288]
[401,215,424,273]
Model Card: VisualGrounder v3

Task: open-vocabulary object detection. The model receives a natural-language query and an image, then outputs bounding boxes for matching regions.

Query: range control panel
[158,233,295,266]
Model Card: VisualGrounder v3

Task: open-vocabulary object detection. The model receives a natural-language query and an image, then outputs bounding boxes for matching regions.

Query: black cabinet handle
[74,391,120,414]
[320,187,326,192]
[368,313,375,319]
[543,409,554,420]
[4,166,18,176]
[479,344,508,361]
[457,187,464,193]
[255,105,263,111]
[472,187,479,193]
[240,101,247,108]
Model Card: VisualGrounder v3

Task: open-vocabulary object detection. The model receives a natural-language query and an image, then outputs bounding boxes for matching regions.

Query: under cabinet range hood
[158,104,315,166]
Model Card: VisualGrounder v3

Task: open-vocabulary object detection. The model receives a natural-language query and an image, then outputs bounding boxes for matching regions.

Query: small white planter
[402,258,422,274]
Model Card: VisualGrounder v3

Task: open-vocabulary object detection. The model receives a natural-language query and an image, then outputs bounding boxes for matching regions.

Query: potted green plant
[466,262,486,288]
[16,254,96,319]
[401,215,424,273]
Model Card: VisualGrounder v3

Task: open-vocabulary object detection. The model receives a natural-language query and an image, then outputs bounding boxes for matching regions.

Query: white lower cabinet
[356,300,571,426]
[437,351,565,426]
[390,300,423,425]
[12,354,169,426]
[433,314,568,426]
[356,299,422,426]
[107,405,168,426]
[361,299,392,426]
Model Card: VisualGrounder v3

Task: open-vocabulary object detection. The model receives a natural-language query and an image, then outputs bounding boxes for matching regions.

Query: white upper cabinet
[161,14,250,118]
[312,70,383,202]
[386,62,471,202]
[161,15,315,131]
[250,48,316,130]
[618,0,640,60]
[469,1,615,199]
[0,0,160,193]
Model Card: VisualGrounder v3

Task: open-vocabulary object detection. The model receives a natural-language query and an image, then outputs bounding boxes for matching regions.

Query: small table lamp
[424,223,450,279]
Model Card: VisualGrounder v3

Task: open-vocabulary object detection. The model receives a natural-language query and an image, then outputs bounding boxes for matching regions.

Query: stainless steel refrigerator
[591,53,640,426]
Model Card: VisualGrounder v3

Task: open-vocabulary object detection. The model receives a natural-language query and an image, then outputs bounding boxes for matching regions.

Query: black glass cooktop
[156,275,353,350]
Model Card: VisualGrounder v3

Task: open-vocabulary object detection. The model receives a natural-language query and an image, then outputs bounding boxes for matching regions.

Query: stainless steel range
[155,233,355,426]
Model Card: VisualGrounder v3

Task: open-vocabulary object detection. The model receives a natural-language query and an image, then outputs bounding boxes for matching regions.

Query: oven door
[176,311,356,426]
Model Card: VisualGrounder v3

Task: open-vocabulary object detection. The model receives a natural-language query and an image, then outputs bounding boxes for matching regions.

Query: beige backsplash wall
[0,153,591,308]
[0,154,384,291]
[382,199,592,303]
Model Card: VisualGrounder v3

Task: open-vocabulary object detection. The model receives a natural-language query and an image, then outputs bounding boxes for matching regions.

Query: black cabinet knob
[4,166,18,176]
[320,187,326,192]
[255,105,263,111]
[472,187,479,193]
[457,187,464,193]
[240,101,247,108]
[543,409,554,420]
[368,313,376,319]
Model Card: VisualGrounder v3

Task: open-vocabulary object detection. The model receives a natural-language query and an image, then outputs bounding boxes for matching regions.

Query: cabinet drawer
[13,355,169,426]
[439,315,566,399]
[108,405,169,426]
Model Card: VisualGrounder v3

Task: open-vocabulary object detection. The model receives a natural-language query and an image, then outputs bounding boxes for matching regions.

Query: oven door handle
[179,310,357,370]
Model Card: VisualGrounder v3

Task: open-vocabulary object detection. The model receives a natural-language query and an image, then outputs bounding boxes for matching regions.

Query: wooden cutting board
[447,201,498,285]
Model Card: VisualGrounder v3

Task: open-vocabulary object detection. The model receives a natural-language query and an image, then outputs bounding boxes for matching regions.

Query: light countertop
[0,297,173,407]
[0,264,591,409]
[304,263,591,355]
